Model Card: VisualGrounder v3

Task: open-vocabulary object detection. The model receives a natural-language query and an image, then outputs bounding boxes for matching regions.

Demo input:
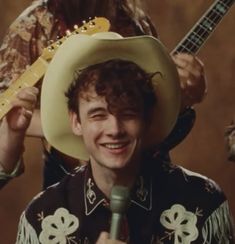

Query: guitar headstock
[41,17,110,61]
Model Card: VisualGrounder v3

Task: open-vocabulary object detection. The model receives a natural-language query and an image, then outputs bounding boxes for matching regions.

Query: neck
[90,158,141,198]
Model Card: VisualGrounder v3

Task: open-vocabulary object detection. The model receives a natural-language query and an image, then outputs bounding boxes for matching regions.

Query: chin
[104,157,133,170]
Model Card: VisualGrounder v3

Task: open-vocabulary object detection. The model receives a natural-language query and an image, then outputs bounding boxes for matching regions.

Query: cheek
[81,122,104,142]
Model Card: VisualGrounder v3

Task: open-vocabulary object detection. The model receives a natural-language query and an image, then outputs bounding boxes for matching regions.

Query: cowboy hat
[41,32,181,160]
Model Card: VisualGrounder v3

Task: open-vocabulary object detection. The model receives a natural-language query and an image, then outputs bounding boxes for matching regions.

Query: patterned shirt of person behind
[0,0,156,92]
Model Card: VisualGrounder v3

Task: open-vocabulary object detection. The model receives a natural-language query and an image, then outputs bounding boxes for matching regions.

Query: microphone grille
[110,185,130,214]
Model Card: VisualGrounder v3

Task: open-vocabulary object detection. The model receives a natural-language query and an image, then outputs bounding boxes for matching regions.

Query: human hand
[172,53,207,110]
[0,87,38,174]
[5,86,39,132]
[96,232,126,244]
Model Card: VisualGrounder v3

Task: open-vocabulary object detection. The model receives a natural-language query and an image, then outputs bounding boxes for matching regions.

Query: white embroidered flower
[39,208,79,244]
[160,204,198,244]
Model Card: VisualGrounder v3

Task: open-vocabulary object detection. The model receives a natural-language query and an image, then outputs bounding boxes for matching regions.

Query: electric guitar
[0,17,110,120]
[161,0,235,150]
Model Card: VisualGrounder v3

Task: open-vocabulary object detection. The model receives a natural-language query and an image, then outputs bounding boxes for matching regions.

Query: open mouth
[101,142,129,150]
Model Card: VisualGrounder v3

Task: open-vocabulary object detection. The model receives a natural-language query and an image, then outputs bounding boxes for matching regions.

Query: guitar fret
[177,44,194,54]
[207,9,223,24]
[180,33,204,52]
[217,1,229,11]
[219,0,234,8]
[172,0,234,55]
[212,6,224,17]
[0,58,48,119]
[203,16,217,30]
[194,25,210,40]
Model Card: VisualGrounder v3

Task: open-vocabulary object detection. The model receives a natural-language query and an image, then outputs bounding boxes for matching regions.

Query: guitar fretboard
[0,17,110,120]
[0,58,48,118]
[171,0,234,54]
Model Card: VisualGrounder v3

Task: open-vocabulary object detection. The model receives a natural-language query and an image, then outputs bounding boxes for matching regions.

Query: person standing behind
[0,0,206,188]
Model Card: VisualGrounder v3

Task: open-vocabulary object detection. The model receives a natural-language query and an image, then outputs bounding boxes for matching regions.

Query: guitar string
[174,0,234,54]
[177,1,228,53]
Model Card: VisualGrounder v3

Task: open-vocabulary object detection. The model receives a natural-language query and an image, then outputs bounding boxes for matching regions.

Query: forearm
[0,118,25,174]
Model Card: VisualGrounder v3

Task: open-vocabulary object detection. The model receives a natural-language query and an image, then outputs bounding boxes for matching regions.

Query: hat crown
[41,32,180,160]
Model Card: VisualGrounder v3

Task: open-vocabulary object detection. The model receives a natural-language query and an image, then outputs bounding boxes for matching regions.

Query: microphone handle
[110,212,122,240]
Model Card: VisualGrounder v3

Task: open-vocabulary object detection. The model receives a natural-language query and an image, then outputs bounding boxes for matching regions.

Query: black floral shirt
[16,157,234,243]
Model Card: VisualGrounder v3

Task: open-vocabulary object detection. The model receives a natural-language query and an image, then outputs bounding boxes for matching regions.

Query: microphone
[109,185,131,240]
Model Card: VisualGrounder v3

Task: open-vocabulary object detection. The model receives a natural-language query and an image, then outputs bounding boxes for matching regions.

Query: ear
[69,111,82,136]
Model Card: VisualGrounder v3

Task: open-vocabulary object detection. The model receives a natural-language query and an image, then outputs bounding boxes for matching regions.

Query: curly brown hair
[65,59,157,120]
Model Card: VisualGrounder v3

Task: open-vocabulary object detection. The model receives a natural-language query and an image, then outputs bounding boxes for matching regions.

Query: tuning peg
[66,30,72,36]
[47,46,55,51]
[74,25,79,30]
[56,40,63,46]
[73,25,80,34]
[88,21,95,27]
[81,26,88,32]
[48,39,54,45]
[82,20,86,25]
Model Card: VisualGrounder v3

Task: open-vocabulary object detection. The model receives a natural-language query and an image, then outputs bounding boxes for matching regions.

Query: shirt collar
[131,174,152,211]
[84,164,108,215]
[84,164,153,216]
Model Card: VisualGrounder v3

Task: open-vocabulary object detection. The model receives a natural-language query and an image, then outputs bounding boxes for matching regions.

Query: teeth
[104,143,126,149]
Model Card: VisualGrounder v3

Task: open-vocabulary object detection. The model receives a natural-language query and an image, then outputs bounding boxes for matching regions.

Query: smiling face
[71,87,145,170]
[66,59,156,172]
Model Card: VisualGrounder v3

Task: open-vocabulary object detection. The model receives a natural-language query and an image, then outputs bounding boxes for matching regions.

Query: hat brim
[41,32,181,160]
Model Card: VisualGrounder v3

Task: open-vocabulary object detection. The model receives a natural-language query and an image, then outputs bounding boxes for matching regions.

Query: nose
[106,114,125,138]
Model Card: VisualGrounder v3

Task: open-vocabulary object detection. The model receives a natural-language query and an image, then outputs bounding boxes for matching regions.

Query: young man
[0,87,38,188]
[16,33,232,243]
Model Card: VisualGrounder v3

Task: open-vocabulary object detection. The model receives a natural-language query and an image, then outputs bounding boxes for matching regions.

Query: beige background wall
[0,0,235,243]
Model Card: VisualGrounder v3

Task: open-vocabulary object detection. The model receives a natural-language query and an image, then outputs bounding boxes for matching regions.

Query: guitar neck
[0,17,110,121]
[171,0,235,55]
[0,58,48,119]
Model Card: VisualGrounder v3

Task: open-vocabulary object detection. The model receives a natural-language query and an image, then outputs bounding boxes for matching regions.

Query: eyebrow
[87,107,107,116]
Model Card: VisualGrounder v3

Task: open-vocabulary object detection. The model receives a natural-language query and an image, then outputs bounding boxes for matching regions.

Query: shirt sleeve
[0,18,35,92]
[0,2,52,93]
[16,211,40,244]
[0,158,24,189]
[202,200,235,243]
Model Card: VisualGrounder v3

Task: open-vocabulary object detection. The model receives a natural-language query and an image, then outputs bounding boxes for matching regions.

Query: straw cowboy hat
[41,32,181,160]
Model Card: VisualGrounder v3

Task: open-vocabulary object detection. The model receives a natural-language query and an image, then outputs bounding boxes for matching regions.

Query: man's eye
[90,113,106,120]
